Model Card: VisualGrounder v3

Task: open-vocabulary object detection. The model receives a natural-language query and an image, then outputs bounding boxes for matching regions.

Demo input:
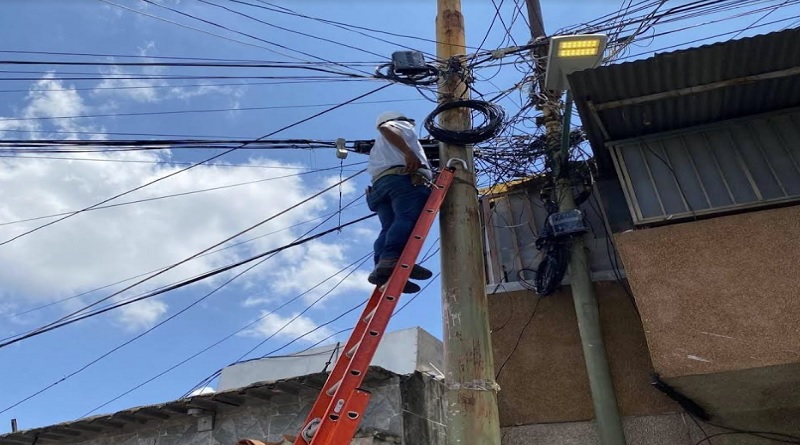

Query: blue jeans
[367,174,431,265]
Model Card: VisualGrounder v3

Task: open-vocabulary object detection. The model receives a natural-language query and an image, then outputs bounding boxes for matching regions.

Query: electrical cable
[0,162,365,227]
[0,153,362,170]
[239,0,469,54]
[0,82,391,248]
[0,170,367,348]
[179,250,375,398]
[1,201,367,322]
[196,0,389,60]
[495,295,541,380]
[0,191,369,414]
[690,415,800,444]
[183,251,441,397]
[0,212,377,350]
[374,63,439,86]
[424,100,506,145]
[0,97,422,123]
[0,78,364,95]
[81,249,374,417]
[137,0,372,77]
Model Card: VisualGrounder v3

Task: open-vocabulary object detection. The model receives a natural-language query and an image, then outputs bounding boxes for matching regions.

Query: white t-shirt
[368,120,432,181]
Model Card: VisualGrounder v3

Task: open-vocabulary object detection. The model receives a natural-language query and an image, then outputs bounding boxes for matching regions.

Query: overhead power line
[2,201,366,322]
[0,97,421,123]
[136,0,371,76]
[96,0,357,70]
[0,211,376,350]
[0,82,391,248]
[0,79,362,95]
[0,60,380,69]
[196,0,388,60]
[0,167,367,343]
[0,191,369,415]
[0,162,366,227]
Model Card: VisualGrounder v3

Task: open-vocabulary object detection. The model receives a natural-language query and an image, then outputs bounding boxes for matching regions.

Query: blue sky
[0,0,798,433]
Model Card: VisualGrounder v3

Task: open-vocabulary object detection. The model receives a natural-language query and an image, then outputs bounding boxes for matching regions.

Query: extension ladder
[294,158,466,445]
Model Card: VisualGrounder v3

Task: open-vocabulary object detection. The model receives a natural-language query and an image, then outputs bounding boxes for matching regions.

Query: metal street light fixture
[544,34,608,92]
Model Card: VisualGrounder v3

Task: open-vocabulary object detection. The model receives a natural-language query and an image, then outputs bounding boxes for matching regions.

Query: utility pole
[436,2,502,445]
[525,1,628,444]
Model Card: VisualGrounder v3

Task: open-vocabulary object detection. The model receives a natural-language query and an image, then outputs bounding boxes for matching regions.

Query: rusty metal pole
[436,2,502,445]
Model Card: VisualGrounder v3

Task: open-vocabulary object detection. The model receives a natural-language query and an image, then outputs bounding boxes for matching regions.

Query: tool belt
[372,165,430,186]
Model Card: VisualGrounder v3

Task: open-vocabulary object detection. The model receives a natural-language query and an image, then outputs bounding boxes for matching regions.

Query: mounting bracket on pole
[446,158,468,171]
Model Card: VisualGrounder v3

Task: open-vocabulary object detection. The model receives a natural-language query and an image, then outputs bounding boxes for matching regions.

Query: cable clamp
[490,49,508,59]
[335,138,348,159]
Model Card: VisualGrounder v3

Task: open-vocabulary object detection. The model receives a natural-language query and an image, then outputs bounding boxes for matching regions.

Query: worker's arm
[379,124,422,173]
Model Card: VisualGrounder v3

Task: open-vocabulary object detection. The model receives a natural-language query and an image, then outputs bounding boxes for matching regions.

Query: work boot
[368,259,433,283]
[368,259,424,293]
[367,271,421,293]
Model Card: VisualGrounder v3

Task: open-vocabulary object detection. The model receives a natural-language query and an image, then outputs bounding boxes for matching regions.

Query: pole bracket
[446,157,468,171]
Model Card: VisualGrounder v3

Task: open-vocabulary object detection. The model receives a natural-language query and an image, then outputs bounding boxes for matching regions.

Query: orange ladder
[294,158,465,445]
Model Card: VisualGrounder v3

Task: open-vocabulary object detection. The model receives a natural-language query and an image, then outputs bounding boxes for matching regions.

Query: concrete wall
[502,411,800,445]
[400,373,446,445]
[488,282,679,427]
[27,373,446,445]
[63,378,403,445]
[614,205,800,378]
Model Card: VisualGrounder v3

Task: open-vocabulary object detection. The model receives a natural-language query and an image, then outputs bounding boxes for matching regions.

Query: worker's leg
[367,176,424,293]
[383,175,431,259]
[366,184,394,265]
[368,175,433,280]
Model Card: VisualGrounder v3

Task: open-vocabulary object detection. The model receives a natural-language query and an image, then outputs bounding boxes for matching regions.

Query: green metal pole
[556,91,628,445]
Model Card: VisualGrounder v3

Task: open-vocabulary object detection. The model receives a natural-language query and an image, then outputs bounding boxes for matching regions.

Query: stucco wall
[488,282,677,427]
[614,205,800,378]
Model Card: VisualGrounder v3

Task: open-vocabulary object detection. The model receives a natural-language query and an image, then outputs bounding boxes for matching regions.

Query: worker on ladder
[365,111,434,293]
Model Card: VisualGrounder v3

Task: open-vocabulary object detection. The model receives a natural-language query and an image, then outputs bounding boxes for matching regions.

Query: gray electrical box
[547,209,587,237]
[391,51,428,75]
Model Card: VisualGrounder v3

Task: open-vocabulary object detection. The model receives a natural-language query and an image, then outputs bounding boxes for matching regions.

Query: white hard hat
[376,111,409,128]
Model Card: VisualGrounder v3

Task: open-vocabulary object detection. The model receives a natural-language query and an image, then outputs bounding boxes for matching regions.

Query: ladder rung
[346,341,361,358]
[325,379,343,396]
[363,307,377,323]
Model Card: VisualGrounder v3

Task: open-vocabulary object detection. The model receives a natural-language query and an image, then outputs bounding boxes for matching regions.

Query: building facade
[485,28,800,444]
[0,328,446,445]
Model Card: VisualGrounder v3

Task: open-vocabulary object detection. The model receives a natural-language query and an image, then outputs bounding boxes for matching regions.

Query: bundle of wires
[374,62,439,86]
[423,99,506,145]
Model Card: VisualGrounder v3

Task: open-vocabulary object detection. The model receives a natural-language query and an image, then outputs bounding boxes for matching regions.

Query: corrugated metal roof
[569,27,800,170]
[0,367,397,445]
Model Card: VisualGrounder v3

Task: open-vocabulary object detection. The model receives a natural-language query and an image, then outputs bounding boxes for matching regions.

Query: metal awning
[568,27,800,175]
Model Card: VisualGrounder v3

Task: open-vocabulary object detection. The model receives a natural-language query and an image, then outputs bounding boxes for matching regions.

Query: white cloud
[115,298,168,331]
[90,42,245,105]
[0,75,369,333]
[0,74,102,140]
[241,312,333,344]
[268,241,375,306]
[242,296,273,308]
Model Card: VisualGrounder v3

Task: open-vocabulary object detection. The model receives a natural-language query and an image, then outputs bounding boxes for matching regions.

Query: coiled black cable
[423,99,506,145]
[374,62,439,86]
